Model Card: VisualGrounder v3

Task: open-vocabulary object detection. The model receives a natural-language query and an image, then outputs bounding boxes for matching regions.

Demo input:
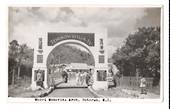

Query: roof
[65,63,91,70]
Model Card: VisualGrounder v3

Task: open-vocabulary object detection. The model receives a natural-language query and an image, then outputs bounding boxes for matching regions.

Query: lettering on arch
[48,32,95,46]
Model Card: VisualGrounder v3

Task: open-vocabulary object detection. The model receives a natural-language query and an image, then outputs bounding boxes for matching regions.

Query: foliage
[8,40,33,85]
[112,27,160,86]
[47,45,94,67]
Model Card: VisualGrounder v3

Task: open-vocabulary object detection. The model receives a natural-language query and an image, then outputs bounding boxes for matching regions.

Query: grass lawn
[8,78,35,97]
[95,85,160,99]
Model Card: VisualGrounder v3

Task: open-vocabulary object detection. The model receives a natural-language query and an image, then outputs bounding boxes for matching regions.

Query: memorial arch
[31,28,108,90]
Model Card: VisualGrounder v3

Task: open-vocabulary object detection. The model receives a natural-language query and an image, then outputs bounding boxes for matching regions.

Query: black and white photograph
[8,6,163,100]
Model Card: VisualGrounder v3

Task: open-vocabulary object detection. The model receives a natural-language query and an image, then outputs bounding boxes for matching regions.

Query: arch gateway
[31,27,108,90]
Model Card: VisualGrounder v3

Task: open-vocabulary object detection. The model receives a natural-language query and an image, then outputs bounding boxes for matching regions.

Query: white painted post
[31,68,36,90]
[43,68,48,88]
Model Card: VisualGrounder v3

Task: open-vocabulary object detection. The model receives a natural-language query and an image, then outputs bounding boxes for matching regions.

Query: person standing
[81,71,86,86]
[88,69,94,86]
[76,71,80,86]
[79,71,83,86]
[67,70,71,82]
[48,69,55,87]
[86,72,91,86]
[62,69,68,83]
[140,76,147,94]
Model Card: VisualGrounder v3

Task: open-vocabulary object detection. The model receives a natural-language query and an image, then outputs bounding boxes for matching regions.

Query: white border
[0,0,169,109]
[7,5,164,103]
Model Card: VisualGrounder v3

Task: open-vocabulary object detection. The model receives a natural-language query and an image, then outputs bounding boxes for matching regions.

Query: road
[47,87,94,97]
[47,77,94,97]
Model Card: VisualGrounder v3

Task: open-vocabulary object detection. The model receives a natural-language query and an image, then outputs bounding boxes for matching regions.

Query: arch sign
[31,28,108,90]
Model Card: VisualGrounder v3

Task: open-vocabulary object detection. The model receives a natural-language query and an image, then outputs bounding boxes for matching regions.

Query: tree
[9,40,19,85]
[16,44,29,80]
[46,45,95,67]
[112,27,160,86]
[9,40,33,85]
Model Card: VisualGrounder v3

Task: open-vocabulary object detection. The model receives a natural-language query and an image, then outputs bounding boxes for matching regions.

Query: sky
[9,7,161,58]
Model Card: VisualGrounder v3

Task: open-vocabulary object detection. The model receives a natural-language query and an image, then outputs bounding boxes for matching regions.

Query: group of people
[75,70,92,86]
[61,69,93,86]
[36,67,147,95]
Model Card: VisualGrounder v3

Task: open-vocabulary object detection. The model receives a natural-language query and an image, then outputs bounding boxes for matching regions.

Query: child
[140,76,147,94]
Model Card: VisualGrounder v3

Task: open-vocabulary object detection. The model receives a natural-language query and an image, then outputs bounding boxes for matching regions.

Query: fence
[119,76,153,88]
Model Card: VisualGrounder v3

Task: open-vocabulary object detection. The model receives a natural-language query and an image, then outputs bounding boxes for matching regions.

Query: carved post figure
[39,38,42,49]
[36,69,44,89]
